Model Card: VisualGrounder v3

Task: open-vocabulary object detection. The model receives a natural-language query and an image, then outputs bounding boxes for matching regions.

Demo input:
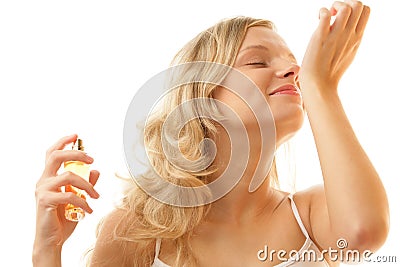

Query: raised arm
[298,0,389,254]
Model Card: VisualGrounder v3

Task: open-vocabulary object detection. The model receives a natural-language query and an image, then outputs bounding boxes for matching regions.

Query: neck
[205,125,277,224]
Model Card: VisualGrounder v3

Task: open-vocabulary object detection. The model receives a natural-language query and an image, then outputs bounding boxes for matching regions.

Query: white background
[0,0,399,266]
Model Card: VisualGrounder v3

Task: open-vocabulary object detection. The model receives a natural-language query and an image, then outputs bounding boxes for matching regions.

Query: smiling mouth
[269,84,301,96]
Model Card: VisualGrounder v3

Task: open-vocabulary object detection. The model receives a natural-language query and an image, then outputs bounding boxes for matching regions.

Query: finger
[344,0,364,31]
[355,5,370,35]
[36,190,93,214]
[88,170,100,187]
[331,1,352,32]
[50,171,100,199]
[53,191,94,214]
[42,150,94,178]
[45,134,78,161]
[317,8,332,39]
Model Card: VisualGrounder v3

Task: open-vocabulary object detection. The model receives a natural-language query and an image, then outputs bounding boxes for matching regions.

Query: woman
[33,0,389,266]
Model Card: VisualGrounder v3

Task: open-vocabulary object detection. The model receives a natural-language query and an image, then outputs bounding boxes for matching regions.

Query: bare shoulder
[294,184,325,202]
[292,184,325,241]
[89,208,143,266]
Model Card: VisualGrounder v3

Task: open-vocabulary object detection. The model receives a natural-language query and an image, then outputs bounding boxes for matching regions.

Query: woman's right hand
[33,134,100,265]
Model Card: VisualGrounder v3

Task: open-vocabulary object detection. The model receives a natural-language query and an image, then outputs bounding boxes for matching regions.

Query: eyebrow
[238,44,269,54]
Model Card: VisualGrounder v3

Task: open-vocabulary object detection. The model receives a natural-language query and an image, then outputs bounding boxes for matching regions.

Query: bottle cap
[72,138,84,151]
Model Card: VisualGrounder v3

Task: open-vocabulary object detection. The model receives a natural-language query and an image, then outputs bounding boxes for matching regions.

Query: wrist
[300,82,340,108]
[32,243,62,267]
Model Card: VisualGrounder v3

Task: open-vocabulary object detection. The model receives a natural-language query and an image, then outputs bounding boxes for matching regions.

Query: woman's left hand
[299,0,370,96]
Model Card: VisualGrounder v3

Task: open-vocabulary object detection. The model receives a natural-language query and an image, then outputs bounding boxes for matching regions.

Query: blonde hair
[89,16,277,266]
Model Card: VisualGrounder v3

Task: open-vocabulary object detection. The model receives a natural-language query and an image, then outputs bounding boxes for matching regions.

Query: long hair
[88,16,277,266]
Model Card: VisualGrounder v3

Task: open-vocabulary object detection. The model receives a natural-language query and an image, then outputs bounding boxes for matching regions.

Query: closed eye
[245,62,268,67]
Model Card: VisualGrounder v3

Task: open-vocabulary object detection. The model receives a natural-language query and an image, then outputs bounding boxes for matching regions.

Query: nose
[275,62,300,80]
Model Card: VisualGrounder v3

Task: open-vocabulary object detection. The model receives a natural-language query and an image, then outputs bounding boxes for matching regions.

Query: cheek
[215,70,275,125]
[244,69,274,94]
[213,87,255,123]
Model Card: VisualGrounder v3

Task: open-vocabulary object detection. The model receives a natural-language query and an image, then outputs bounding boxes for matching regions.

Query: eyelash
[246,61,268,67]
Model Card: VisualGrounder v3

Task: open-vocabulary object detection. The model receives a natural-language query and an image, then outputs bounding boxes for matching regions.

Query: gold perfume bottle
[63,138,90,221]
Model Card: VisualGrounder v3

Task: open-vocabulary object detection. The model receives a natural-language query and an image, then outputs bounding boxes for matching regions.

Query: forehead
[239,26,289,52]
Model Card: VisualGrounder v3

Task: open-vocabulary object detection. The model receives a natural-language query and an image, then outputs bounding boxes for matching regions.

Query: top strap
[154,238,162,259]
[288,194,310,239]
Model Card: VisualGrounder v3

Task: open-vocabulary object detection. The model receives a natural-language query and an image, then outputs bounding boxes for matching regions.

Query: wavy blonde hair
[88,16,278,266]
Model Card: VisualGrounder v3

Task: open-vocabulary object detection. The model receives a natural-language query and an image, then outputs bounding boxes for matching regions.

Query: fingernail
[93,190,100,199]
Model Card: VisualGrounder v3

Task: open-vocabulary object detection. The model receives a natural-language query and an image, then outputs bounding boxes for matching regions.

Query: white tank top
[151,194,329,266]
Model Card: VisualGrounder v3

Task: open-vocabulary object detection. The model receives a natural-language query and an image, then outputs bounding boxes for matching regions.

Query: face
[213,26,304,147]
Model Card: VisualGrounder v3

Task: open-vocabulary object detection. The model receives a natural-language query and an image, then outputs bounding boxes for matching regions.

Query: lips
[269,84,301,96]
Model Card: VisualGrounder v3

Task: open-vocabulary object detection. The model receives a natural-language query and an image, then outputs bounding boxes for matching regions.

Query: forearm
[304,88,389,242]
[32,243,62,267]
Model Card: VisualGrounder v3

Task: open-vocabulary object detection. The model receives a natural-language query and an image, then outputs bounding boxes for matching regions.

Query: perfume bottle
[63,138,90,221]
